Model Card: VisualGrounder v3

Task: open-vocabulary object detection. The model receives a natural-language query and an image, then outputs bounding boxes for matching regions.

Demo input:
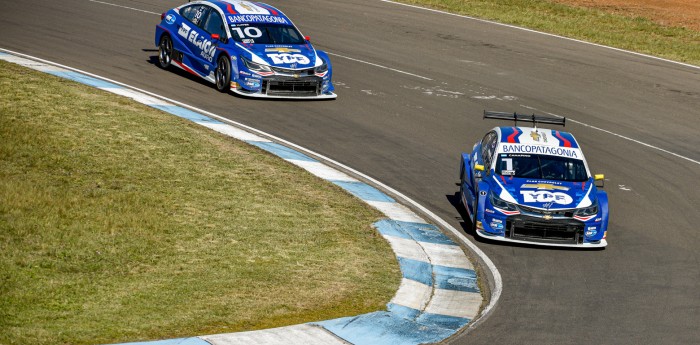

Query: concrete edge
[0,48,500,345]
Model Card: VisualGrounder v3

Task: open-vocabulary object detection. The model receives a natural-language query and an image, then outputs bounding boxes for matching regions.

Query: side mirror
[211,34,220,41]
[594,174,605,188]
[304,36,311,42]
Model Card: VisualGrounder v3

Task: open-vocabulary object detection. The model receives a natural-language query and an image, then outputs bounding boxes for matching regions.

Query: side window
[203,10,225,36]
[481,132,498,169]
[182,5,209,27]
[180,5,197,22]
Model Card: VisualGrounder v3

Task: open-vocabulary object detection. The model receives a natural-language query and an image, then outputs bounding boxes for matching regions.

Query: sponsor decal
[265,47,301,53]
[266,53,311,65]
[178,23,191,39]
[165,14,176,25]
[522,183,570,191]
[521,190,573,205]
[186,30,216,62]
[501,169,515,176]
[239,2,256,12]
[501,143,580,158]
[228,15,289,24]
[244,78,261,88]
[530,131,541,142]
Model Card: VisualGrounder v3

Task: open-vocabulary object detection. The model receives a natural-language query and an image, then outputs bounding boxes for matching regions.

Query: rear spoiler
[483,110,566,127]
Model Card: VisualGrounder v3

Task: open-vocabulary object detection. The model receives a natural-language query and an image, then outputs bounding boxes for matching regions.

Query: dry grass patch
[397,0,700,65]
[0,61,400,345]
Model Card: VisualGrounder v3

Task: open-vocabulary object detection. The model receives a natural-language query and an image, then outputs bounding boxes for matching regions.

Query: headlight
[315,57,328,74]
[489,191,517,212]
[575,200,599,217]
[242,57,272,74]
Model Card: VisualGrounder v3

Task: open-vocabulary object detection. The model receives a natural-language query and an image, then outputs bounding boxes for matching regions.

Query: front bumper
[233,62,336,99]
[476,228,607,248]
[231,76,336,99]
[476,214,607,248]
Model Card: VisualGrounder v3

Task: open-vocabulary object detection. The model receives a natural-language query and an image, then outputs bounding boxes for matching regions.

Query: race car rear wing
[483,110,566,127]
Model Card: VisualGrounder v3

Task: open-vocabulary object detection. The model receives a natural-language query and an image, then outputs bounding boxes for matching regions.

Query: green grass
[397,0,700,66]
[0,60,400,345]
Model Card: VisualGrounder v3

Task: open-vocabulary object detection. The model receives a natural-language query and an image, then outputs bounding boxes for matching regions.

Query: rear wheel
[158,34,173,69]
[215,55,231,92]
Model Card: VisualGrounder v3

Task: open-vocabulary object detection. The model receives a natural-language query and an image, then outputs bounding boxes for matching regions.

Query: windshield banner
[500,143,582,158]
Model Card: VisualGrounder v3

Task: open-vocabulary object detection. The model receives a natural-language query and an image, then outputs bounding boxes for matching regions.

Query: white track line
[87,0,160,15]
[381,0,700,70]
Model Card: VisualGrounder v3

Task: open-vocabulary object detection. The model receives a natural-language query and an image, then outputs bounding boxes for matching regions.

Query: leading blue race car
[459,111,608,248]
[155,0,336,99]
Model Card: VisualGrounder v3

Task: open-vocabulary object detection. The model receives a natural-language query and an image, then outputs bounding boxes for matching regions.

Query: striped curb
[0,50,484,345]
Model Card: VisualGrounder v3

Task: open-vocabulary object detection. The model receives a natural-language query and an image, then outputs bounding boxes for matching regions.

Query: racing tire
[471,188,478,233]
[158,34,173,69]
[215,55,231,93]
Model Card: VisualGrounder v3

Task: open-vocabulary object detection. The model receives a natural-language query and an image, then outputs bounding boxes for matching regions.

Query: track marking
[381,0,700,70]
[87,0,159,15]
[520,105,700,166]
[326,52,433,81]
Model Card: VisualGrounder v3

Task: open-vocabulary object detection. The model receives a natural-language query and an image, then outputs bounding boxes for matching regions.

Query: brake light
[161,12,166,20]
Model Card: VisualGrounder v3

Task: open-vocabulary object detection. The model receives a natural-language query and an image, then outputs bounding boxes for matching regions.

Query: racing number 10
[232,27,262,39]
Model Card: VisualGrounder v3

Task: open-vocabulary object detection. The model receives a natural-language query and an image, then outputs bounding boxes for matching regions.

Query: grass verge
[0,60,400,345]
[396,0,700,66]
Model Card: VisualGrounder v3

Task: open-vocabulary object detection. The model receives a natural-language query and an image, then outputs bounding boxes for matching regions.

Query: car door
[177,4,215,78]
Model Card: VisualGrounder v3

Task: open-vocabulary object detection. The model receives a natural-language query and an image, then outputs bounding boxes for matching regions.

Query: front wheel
[158,34,173,69]
[471,187,479,232]
[215,55,231,92]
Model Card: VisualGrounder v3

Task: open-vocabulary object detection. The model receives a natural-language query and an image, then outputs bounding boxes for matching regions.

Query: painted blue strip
[105,337,209,345]
[316,311,457,345]
[331,181,395,203]
[374,219,456,245]
[434,265,479,293]
[416,312,470,330]
[149,105,223,124]
[46,71,120,89]
[397,257,433,286]
[248,141,317,162]
[386,303,421,320]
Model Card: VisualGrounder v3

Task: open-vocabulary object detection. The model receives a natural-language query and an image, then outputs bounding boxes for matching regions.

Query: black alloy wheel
[215,55,231,92]
[158,35,173,69]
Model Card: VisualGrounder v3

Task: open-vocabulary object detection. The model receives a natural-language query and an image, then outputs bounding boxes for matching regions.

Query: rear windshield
[495,153,588,182]
[229,24,304,44]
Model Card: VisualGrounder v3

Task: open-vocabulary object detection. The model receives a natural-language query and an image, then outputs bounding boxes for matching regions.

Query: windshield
[229,24,305,44]
[495,153,588,182]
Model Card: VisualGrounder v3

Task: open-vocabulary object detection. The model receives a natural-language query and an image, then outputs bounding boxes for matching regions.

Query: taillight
[161,12,166,20]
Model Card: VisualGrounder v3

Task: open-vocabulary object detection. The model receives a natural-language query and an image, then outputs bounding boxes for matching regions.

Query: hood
[493,176,596,210]
[244,44,320,69]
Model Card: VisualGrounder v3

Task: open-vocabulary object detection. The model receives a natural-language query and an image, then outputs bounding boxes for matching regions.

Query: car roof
[494,126,580,149]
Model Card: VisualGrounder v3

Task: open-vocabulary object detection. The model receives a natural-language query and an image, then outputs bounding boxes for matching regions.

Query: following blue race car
[155,0,336,99]
[459,111,608,248]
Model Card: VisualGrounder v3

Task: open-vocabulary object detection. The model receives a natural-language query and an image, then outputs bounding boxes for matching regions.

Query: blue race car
[155,0,336,99]
[459,111,608,248]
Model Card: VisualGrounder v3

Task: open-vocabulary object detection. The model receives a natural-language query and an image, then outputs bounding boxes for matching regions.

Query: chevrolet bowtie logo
[522,183,570,191]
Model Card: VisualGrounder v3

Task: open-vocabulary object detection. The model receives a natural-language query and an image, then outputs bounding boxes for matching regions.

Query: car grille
[506,215,584,244]
[517,204,575,218]
[262,76,322,97]
[270,66,316,76]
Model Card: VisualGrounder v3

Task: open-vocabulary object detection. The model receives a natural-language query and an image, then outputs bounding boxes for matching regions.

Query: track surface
[2,0,699,344]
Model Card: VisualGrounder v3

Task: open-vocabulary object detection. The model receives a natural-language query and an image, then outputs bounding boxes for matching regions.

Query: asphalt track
[1,0,699,344]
